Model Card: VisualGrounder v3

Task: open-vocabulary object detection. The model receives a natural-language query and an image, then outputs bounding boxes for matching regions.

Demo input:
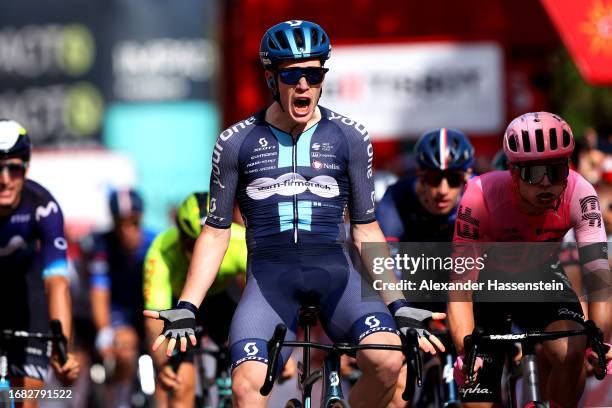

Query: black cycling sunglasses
[518,163,569,185]
[422,170,465,188]
[277,67,329,85]
[0,162,27,178]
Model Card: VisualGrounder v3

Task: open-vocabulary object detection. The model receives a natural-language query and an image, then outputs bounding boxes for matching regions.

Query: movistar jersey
[376,176,457,242]
[0,180,68,332]
[143,223,247,310]
[205,107,376,250]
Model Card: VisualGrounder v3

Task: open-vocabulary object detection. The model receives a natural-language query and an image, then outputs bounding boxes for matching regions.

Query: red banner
[541,0,612,85]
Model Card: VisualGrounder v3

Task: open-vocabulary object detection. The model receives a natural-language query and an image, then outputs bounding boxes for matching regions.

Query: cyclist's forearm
[179,226,231,307]
[447,299,474,355]
[90,287,111,331]
[588,301,612,342]
[45,276,73,340]
[352,221,404,304]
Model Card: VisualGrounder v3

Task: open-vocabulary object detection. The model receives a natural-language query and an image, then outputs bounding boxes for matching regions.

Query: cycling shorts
[228,244,398,372]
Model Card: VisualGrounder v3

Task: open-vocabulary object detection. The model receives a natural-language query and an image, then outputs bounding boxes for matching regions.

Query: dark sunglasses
[277,67,329,85]
[422,170,466,187]
[518,163,569,185]
[0,162,27,178]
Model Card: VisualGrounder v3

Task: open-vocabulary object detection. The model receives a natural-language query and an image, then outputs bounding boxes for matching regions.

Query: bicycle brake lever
[465,327,483,386]
[584,320,609,380]
[260,324,287,396]
[402,328,420,401]
[50,320,67,366]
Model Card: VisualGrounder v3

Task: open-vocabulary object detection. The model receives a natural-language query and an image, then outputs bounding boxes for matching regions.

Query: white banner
[28,150,137,233]
[322,42,504,140]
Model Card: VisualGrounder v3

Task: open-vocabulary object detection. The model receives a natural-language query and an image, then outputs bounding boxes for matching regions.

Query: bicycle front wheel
[327,399,350,408]
[285,398,302,408]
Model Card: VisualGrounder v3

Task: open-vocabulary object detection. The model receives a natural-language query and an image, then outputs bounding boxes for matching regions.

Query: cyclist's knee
[231,362,267,398]
[357,333,403,387]
[543,321,586,366]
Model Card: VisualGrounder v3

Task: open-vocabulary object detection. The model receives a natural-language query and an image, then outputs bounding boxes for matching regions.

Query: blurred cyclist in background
[84,188,156,400]
[449,112,611,407]
[377,128,474,406]
[0,119,79,404]
[143,192,247,408]
[377,128,474,243]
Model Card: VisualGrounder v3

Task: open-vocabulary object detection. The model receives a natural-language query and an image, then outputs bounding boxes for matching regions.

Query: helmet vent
[562,130,571,147]
[521,130,531,153]
[275,31,289,50]
[508,134,518,152]
[549,128,558,150]
[293,29,305,49]
[267,37,279,50]
[535,129,545,152]
[311,29,319,46]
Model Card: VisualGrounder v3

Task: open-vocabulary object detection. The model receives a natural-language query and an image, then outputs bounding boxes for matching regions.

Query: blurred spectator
[574,127,606,185]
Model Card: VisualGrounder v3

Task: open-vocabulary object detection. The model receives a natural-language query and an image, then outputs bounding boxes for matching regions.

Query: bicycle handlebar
[463,319,609,383]
[259,324,422,402]
[1,320,67,366]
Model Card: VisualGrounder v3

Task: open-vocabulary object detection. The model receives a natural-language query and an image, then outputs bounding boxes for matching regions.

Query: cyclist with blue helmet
[145,20,445,407]
[0,119,80,391]
[377,128,475,243]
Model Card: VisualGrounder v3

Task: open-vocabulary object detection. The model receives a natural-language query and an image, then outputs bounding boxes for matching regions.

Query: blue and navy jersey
[376,176,457,242]
[87,228,156,316]
[0,180,68,278]
[0,180,68,332]
[206,106,376,250]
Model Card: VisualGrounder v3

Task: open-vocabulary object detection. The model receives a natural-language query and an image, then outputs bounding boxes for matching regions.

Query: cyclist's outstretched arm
[179,225,231,307]
[447,299,474,356]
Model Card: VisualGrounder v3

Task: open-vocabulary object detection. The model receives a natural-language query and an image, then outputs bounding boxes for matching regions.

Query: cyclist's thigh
[315,247,396,345]
[228,263,298,373]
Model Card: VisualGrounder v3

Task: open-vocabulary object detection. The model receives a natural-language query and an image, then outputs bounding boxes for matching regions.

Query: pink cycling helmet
[503,112,574,163]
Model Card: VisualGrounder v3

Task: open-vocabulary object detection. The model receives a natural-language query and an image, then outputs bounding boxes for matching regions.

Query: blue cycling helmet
[415,128,474,171]
[491,149,508,171]
[260,20,331,69]
[109,188,144,218]
[0,119,31,162]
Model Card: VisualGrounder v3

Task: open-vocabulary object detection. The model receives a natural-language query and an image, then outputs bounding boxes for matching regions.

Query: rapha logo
[364,315,380,329]
[459,383,491,397]
[243,342,258,356]
[36,201,59,221]
[558,307,584,321]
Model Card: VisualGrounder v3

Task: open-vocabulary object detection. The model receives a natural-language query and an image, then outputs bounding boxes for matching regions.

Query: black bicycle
[0,320,68,408]
[463,319,610,408]
[260,305,423,408]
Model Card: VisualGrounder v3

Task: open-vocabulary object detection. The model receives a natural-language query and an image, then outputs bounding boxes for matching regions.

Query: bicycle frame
[260,306,422,407]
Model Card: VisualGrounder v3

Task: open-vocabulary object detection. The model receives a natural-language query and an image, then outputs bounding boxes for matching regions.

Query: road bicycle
[260,305,423,408]
[463,319,610,408]
[0,320,68,408]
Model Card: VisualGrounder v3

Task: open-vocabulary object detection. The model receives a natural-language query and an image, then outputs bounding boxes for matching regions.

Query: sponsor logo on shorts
[243,342,259,356]
[364,315,380,329]
[558,307,584,321]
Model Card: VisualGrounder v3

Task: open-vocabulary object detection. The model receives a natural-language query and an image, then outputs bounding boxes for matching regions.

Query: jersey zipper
[292,137,299,244]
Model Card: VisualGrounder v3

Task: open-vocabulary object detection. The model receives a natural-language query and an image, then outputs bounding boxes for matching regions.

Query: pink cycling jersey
[453,170,608,273]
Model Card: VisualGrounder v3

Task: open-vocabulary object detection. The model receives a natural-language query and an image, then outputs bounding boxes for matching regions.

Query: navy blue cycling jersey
[87,228,156,329]
[206,106,376,250]
[0,180,68,332]
[376,176,457,242]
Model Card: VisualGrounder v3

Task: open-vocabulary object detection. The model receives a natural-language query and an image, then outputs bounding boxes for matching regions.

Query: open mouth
[292,96,311,114]
[536,192,554,202]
